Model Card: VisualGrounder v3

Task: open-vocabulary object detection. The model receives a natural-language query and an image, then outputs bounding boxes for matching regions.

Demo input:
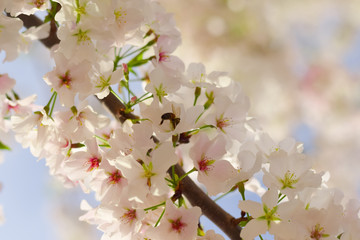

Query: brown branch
[97,91,138,123]
[17,14,60,48]
[169,165,242,240]
[18,12,242,240]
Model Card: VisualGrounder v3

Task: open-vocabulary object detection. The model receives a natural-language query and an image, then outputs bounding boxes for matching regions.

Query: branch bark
[169,165,242,240]
[18,12,242,240]
[17,14,60,48]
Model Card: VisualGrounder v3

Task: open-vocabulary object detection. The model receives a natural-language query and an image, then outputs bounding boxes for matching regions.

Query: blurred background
[1,0,360,239]
[157,0,360,199]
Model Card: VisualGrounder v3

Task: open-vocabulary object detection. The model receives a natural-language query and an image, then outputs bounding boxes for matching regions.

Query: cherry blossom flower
[238,188,292,240]
[146,200,201,240]
[140,98,203,141]
[276,192,344,240]
[97,0,146,46]
[56,101,109,142]
[90,159,128,204]
[152,35,185,73]
[189,133,238,195]
[113,141,177,202]
[109,197,146,238]
[11,108,54,157]
[54,0,101,25]
[64,138,104,182]
[56,23,98,64]
[185,62,211,89]
[6,0,49,16]
[91,60,123,99]
[145,67,184,103]
[202,93,249,143]
[146,2,180,38]
[106,120,154,161]
[44,52,92,107]
[1,94,37,118]
[263,149,322,199]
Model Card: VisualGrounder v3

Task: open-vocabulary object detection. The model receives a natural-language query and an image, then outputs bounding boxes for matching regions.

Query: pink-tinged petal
[240,219,267,240]
[269,221,298,240]
[238,200,263,218]
[262,188,279,209]
[0,74,15,94]
[148,200,201,240]
[152,141,178,170]
[198,160,237,196]
[85,138,100,156]
[206,135,227,159]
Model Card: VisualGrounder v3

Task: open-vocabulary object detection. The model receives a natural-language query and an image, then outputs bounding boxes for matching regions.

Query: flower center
[114,7,127,26]
[141,162,156,187]
[155,83,167,103]
[75,112,86,126]
[73,29,91,45]
[258,204,281,228]
[279,170,299,189]
[169,217,187,233]
[107,170,122,184]
[32,0,45,8]
[86,157,101,172]
[310,224,326,240]
[216,114,231,131]
[59,71,72,88]
[198,155,215,173]
[159,52,169,62]
[120,209,137,224]
[7,103,19,113]
[96,75,111,91]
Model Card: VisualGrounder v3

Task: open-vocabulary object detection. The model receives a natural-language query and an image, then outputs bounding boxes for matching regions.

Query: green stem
[120,46,135,59]
[45,91,56,108]
[49,91,57,117]
[136,95,153,103]
[214,188,236,202]
[154,207,166,227]
[278,194,287,203]
[94,135,110,145]
[129,93,153,107]
[144,201,166,211]
[98,144,111,148]
[178,167,197,182]
[109,87,126,106]
[186,124,216,135]
[137,92,151,101]
[195,110,205,124]
[121,37,156,59]
[121,46,147,59]
[44,91,57,118]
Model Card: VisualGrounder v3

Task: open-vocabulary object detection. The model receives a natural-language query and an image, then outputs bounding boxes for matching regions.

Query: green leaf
[237,181,246,200]
[127,48,151,69]
[239,220,249,227]
[0,141,11,151]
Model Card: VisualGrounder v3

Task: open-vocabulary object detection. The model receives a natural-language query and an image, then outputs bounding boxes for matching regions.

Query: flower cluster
[1,1,360,239]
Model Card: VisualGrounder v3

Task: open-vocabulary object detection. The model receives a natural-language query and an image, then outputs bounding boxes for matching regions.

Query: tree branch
[169,165,242,240]
[17,14,60,49]
[18,12,242,240]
